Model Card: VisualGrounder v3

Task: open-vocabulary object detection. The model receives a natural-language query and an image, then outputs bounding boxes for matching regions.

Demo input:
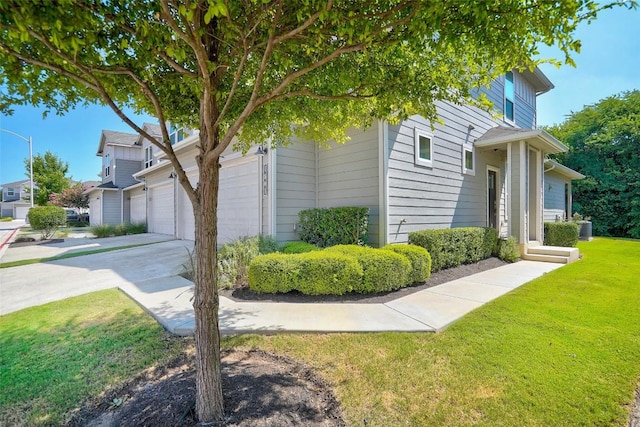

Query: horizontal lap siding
[481,72,537,130]
[387,101,506,244]
[318,125,380,246]
[276,143,316,243]
[544,171,567,222]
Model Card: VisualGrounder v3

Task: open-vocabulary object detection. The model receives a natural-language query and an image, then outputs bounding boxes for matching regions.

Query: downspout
[378,119,389,246]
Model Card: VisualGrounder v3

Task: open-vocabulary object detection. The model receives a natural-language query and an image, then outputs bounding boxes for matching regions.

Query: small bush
[383,244,432,283]
[297,206,369,247]
[249,252,363,295]
[408,227,498,272]
[325,245,411,292]
[91,224,116,238]
[497,237,520,262]
[218,236,261,289]
[0,217,13,222]
[544,222,580,247]
[281,241,321,254]
[27,206,66,239]
[258,235,279,254]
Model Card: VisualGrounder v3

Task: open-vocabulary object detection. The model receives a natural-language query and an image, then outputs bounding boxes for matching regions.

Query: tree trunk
[193,159,224,423]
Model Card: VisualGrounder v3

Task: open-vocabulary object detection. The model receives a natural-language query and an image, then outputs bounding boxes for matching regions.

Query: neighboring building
[92,68,585,260]
[0,179,32,219]
[543,159,585,222]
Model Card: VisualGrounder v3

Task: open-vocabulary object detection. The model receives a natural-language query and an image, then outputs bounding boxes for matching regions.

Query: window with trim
[169,124,185,145]
[462,143,475,175]
[504,71,515,122]
[104,153,111,177]
[144,146,153,168]
[414,128,433,167]
[7,187,15,196]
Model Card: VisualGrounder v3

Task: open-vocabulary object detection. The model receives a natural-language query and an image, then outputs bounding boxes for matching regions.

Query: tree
[49,182,90,211]
[25,151,71,206]
[0,0,634,422]
[547,90,640,238]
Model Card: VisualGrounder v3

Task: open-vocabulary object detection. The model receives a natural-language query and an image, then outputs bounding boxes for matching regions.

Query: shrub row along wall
[297,206,369,247]
[544,222,580,247]
[408,227,498,271]
[249,244,431,295]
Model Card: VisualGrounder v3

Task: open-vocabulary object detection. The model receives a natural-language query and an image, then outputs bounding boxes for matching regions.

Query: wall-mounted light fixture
[168,171,177,179]
[255,145,267,156]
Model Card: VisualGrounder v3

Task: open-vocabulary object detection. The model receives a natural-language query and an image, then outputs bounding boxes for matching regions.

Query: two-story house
[0,179,32,219]
[97,67,585,260]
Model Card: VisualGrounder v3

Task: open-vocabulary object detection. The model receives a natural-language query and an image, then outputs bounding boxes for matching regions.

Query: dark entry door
[488,169,498,229]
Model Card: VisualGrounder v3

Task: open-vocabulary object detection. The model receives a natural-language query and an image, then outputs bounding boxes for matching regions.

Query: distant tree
[49,183,89,210]
[25,151,71,206]
[547,90,640,238]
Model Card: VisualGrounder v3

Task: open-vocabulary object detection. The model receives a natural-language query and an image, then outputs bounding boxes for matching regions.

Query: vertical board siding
[317,125,380,246]
[387,100,508,244]
[115,159,142,188]
[275,143,316,243]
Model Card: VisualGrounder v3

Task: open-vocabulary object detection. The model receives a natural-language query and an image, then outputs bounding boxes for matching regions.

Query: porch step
[523,245,580,264]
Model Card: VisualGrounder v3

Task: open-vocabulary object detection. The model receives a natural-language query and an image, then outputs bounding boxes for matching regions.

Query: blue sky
[1,5,638,185]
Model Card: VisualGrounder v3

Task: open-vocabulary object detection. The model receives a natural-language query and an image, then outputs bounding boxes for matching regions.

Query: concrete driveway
[0,236,193,315]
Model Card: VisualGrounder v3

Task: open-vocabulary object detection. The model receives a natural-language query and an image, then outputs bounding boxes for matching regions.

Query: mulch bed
[69,347,345,427]
[221,257,509,304]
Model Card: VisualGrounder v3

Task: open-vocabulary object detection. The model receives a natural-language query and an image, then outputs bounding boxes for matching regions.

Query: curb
[0,228,20,261]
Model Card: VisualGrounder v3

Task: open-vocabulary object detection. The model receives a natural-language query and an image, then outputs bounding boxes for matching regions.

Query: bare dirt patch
[69,346,344,427]
[222,257,509,304]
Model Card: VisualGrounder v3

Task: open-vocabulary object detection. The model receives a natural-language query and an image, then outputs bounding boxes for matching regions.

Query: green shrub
[497,237,520,262]
[123,222,147,235]
[544,222,580,247]
[281,241,321,254]
[408,227,498,272]
[218,236,261,289]
[26,206,66,239]
[91,224,116,238]
[258,235,279,254]
[249,252,363,295]
[297,206,369,247]
[0,216,13,222]
[383,244,432,283]
[325,245,411,292]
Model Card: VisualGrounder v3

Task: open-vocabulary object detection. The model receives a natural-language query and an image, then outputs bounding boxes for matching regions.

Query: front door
[488,169,498,229]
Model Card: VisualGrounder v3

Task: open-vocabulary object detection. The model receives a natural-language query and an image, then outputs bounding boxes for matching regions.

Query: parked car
[64,208,79,222]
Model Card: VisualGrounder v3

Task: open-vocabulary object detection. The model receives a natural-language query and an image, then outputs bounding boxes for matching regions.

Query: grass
[0,289,184,426]
[227,237,640,426]
[1,237,638,426]
[0,242,156,269]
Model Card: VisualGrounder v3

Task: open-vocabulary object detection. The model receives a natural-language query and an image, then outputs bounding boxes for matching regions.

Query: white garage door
[130,194,146,224]
[89,195,101,226]
[14,206,30,220]
[148,183,175,235]
[217,157,260,243]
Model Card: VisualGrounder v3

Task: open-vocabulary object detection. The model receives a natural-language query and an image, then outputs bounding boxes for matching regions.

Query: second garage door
[148,183,175,235]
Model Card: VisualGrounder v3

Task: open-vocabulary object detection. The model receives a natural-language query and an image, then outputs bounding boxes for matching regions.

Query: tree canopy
[1,0,635,422]
[49,182,90,210]
[25,151,70,206]
[548,90,640,238]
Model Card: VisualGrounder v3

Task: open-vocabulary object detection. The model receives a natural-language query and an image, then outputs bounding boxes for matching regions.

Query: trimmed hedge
[408,227,498,272]
[27,206,65,239]
[281,241,321,254]
[249,252,363,295]
[325,245,411,292]
[497,237,520,262]
[544,222,580,247]
[382,244,431,283]
[297,206,369,247]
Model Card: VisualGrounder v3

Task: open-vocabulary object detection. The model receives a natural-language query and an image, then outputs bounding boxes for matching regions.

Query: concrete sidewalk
[119,260,563,336]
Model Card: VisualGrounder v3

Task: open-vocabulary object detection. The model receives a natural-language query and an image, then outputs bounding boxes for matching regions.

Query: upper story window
[7,187,15,196]
[462,143,475,175]
[144,146,153,168]
[414,128,433,168]
[504,71,515,123]
[169,124,185,145]
[104,153,111,177]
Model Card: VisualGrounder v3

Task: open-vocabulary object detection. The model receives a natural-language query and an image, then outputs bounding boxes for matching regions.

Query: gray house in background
[86,123,161,226]
[0,179,32,219]
[94,67,584,262]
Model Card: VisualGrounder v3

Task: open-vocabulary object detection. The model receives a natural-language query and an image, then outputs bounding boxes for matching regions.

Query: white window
[104,153,111,177]
[7,187,14,196]
[144,146,153,168]
[414,128,433,167]
[504,71,515,123]
[462,143,475,175]
[169,124,185,145]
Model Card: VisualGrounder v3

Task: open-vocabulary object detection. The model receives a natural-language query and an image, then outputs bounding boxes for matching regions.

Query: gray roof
[1,179,30,188]
[102,130,139,145]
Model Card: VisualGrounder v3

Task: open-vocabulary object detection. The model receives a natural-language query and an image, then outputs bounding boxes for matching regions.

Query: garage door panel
[217,158,260,244]
[149,184,174,235]
[130,194,146,224]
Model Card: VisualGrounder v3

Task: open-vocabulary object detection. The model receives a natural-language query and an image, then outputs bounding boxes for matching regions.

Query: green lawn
[0,290,184,426]
[1,238,638,426]
[229,237,640,426]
